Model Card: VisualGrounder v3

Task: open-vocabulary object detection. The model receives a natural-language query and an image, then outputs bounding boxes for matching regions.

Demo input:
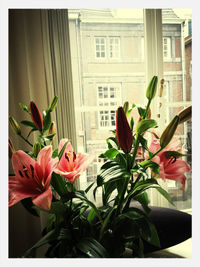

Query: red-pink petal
[9,176,37,206]
[32,186,52,210]
[75,154,95,173]
[164,159,191,174]
[58,139,71,154]
[37,146,52,174]
[165,173,186,190]
[12,150,35,180]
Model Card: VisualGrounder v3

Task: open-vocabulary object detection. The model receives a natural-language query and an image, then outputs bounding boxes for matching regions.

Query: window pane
[69,9,145,204]
[162,9,192,210]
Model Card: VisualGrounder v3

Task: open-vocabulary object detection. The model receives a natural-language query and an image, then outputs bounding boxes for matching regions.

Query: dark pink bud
[30,101,43,131]
[116,107,133,153]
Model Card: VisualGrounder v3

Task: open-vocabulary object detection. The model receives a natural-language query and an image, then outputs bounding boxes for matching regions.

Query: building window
[109,37,120,58]
[97,84,121,128]
[95,37,120,59]
[95,37,106,58]
[163,37,171,60]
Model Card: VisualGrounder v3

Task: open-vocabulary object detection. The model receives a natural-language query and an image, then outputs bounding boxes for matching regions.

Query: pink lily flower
[148,135,191,190]
[55,139,95,182]
[9,146,58,210]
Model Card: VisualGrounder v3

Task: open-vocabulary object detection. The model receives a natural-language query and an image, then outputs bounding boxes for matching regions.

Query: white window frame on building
[95,37,106,59]
[163,37,172,60]
[97,83,121,129]
[109,37,120,59]
[95,36,120,60]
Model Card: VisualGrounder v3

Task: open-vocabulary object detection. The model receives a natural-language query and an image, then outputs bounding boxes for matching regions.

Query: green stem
[132,136,140,165]
[143,99,151,119]
[19,134,33,147]
[115,176,129,215]
[148,147,162,160]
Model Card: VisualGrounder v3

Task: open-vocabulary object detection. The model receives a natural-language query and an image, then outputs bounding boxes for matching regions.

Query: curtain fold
[41,9,77,150]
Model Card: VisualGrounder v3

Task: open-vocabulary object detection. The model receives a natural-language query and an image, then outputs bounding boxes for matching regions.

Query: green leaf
[137,107,146,119]
[49,201,67,215]
[138,134,149,151]
[48,96,58,112]
[19,102,30,114]
[23,229,58,257]
[99,205,117,240]
[127,104,136,117]
[74,191,102,223]
[155,187,175,206]
[133,192,151,214]
[50,172,68,198]
[52,148,58,158]
[21,120,36,128]
[165,150,190,159]
[21,198,39,217]
[124,179,158,203]
[46,214,55,232]
[42,110,51,133]
[85,182,94,194]
[87,207,96,223]
[58,140,68,160]
[99,148,119,160]
[106,137,119,149]
[76,237,108,258]
[145,220,160,247]
[26,128,38,138]
[140,160,160,174]
[43,133,56,140]
[136,119,157,135]
[130,117,134,131]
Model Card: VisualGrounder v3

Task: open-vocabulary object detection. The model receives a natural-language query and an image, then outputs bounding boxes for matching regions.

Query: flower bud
[158,79,165,97]
[33,142,41,157]
[48,122,56,140]
[9,116,21,135]
[160,115,180,148]
[146,76,158,100]
[49,96,58,112]
[30,101,43,131]
[9,138,15,158]
[116,107,133,153]
[178,106,192,124]
[123,101,129,116]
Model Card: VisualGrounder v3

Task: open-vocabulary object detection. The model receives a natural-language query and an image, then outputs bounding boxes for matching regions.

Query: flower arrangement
[9,76,191,258]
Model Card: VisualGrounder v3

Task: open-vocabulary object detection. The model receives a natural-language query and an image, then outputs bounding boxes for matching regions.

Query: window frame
[97,83,122,129]
[163,37,172,61]
[94,36,121,61]
[95,36,106,59]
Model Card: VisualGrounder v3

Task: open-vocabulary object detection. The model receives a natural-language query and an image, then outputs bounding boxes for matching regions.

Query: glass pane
[162,9,192,210]
[69,9,145,204]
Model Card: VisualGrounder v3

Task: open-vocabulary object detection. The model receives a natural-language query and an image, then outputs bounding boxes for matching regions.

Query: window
[163,37,171,60]
[97,84,121,128]
[68,9,191,211]
[162,9,192,210]
[95,36,120,59]
[109,37,120,58]
[95,37,106,58]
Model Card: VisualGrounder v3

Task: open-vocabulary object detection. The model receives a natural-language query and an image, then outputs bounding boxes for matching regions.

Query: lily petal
[32,186,52,210]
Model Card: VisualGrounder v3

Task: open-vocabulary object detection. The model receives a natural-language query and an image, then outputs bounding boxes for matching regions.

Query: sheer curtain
[9,9,76,257]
